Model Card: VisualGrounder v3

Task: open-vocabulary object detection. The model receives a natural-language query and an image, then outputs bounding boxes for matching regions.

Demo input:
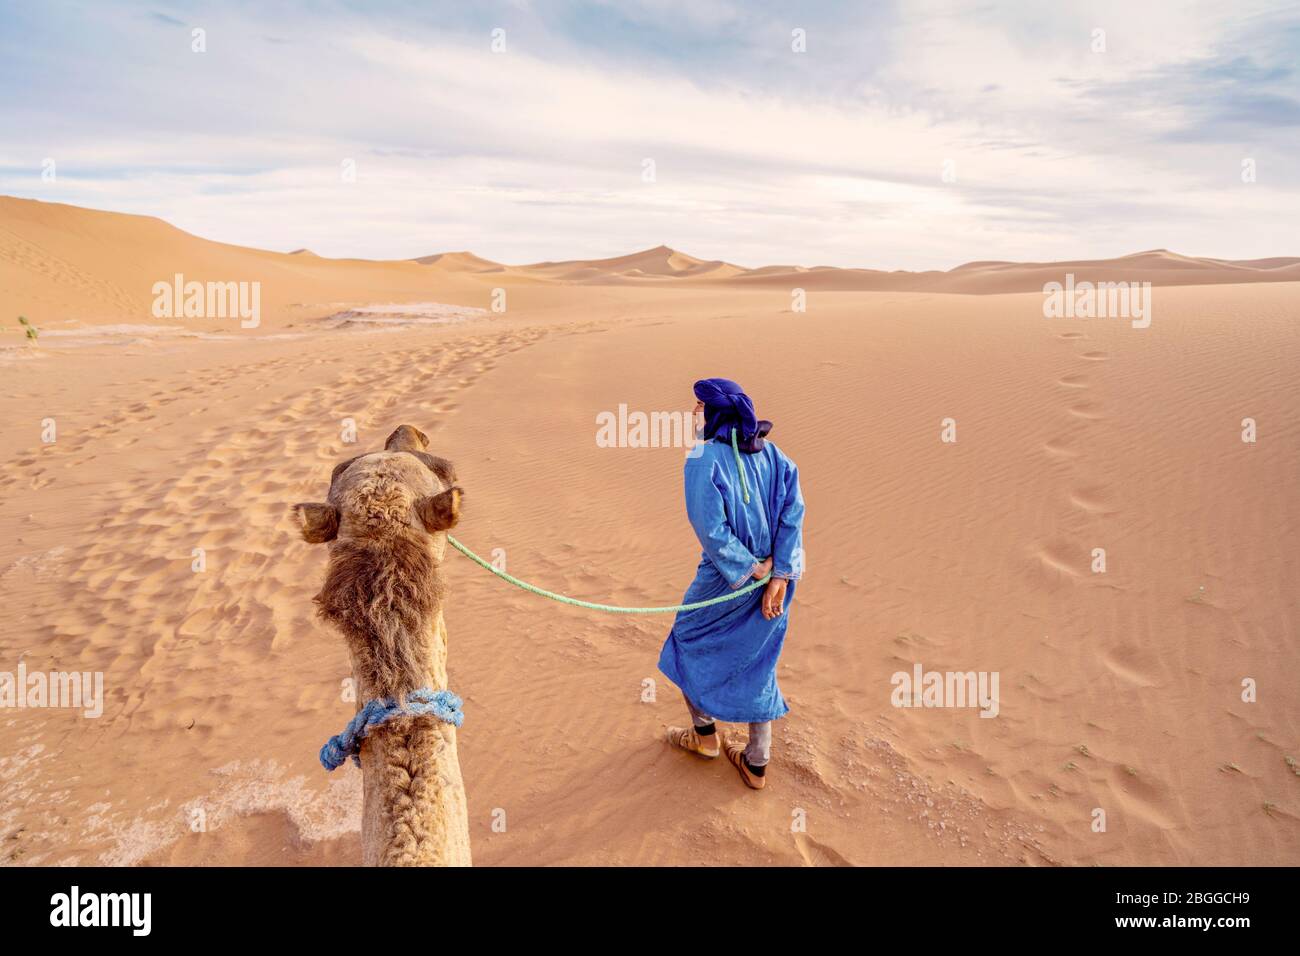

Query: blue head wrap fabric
[694,378,771,452]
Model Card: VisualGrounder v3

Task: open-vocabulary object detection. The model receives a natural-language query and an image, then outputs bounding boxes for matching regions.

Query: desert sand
[1,196,1297,866]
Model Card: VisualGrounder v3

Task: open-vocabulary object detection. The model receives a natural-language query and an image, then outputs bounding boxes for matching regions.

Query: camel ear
[328,455,363,491]
[414,487,462,532]
[412,450,457,486]
[385,424,429,452]
[293,502,339,543]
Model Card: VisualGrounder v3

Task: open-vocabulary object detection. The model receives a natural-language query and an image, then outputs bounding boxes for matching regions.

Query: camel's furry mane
[304,425,461,701]
[314,530,444,700]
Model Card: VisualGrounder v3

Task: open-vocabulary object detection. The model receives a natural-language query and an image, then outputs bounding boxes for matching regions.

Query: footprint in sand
[793,832,852,867]
[1107,766,1179,831]
[1067,401,1105,420]
[1024,540,1082,589]
[1078,351,1109,361]
[1099,644,1160,687]
[1041,438,1080,459]
[1056,373,1089,389]
[1069,485,1116,514]
[1057,331,1086,339]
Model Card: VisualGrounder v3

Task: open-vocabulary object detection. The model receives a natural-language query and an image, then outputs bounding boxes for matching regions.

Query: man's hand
[751,557,773,583]
[761,577,788,620]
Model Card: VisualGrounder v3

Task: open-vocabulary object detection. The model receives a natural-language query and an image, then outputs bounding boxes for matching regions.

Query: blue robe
[657,437,805,723]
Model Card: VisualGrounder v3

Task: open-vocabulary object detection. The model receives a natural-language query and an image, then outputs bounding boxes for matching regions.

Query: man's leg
[744,721,771,772]
[666,693,720,757]
[685,696,715,732]
[721,720,769,789]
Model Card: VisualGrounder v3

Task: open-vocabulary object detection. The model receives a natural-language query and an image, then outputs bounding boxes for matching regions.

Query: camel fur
[294,424,470,866]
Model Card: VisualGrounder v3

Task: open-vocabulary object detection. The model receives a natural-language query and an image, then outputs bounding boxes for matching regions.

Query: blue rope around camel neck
[320,688,464,771]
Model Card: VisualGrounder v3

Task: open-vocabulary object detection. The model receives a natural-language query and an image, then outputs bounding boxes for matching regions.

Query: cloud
[0,0,1296,268]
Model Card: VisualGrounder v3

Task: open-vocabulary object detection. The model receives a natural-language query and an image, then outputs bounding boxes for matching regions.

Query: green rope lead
[730,427,751,504]
[446,534,770,614]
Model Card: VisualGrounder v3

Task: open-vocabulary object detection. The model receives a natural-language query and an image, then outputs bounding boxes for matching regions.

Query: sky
[1,0,1298,270]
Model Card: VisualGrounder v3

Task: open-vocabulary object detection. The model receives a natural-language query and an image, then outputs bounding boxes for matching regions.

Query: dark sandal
[724,739,767,789]
[666,725,720,759]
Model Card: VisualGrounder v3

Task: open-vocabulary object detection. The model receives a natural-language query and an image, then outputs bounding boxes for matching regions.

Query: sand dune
[0,196,495,333]
[4,197,1298,337]
[724,250,1300,294]
[519,244,746,283]
[1,197,1297,867]
[411,251,508,273]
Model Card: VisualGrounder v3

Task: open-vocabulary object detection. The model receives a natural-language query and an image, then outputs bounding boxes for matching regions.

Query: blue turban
[694,378,772,452]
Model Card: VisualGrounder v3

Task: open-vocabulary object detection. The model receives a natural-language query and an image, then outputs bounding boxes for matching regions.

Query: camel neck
[353,608,469,866]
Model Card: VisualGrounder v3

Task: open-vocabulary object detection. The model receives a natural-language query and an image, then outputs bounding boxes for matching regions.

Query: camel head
[294,424,462,545]
[293,425,463,698]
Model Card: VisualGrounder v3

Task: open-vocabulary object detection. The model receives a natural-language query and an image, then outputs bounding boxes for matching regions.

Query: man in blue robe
[659,378,805,789]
